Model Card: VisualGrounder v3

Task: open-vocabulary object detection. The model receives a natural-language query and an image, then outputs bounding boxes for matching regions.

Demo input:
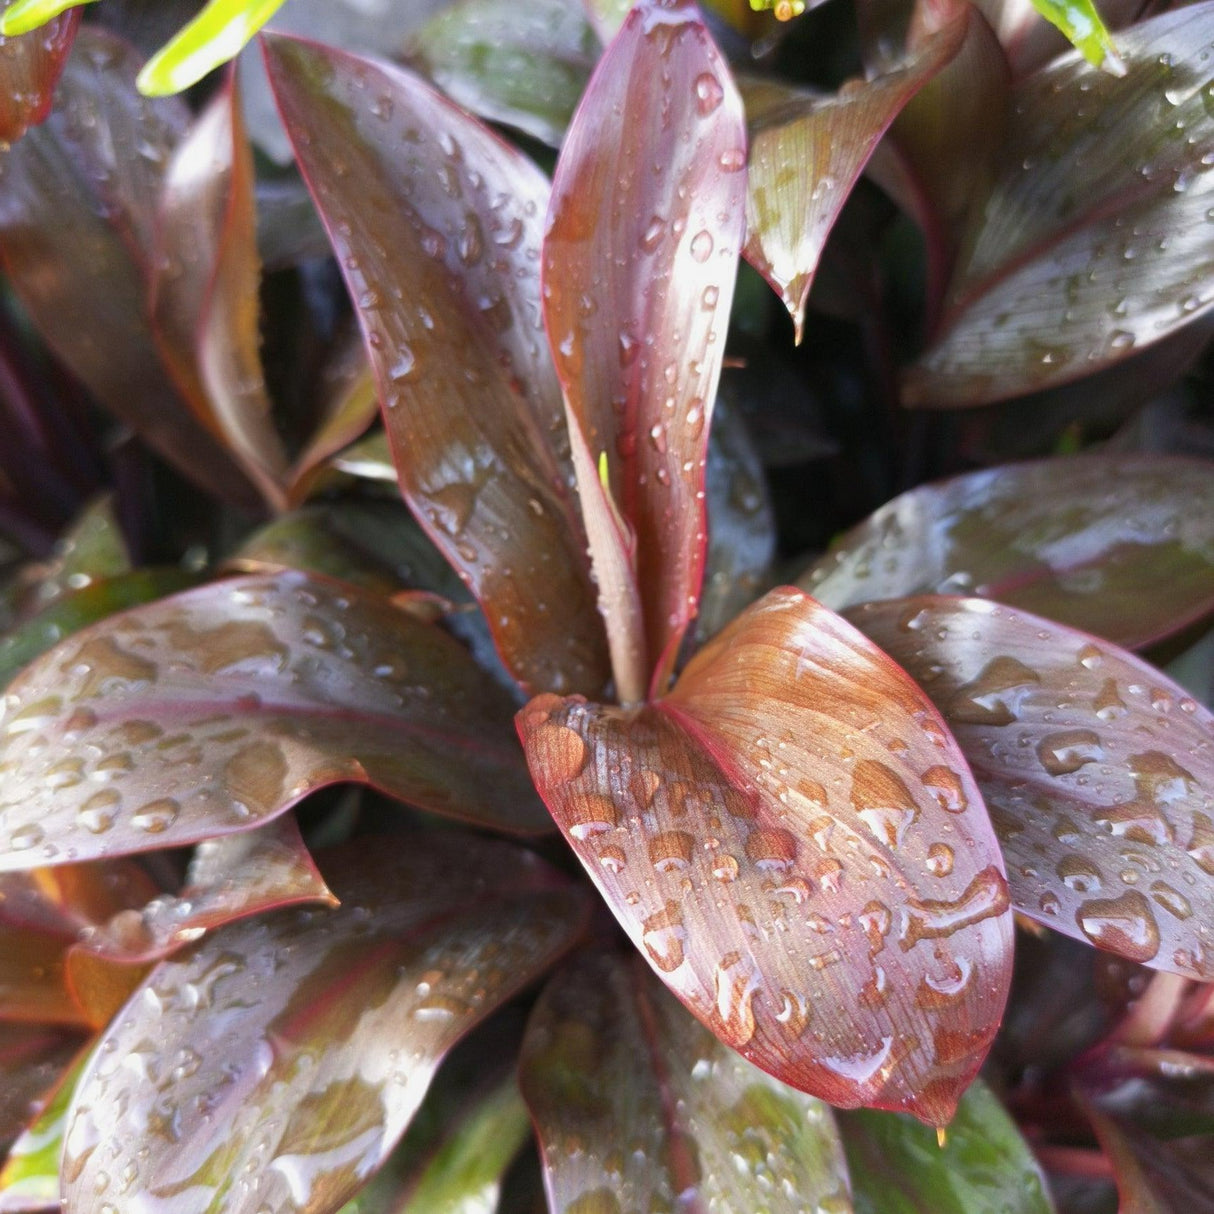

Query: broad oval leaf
[904,4,1214,406]
[840,1077,1055,1214]
[543,0,748,693]
[518,588,1013,1123]
[0,571,550,873]
[0,0,78,141]
[265,35,609,698]
[799,455,1214,649]
[851,596,1214,979]
[61,831,588,1214]
[519,950,854,1214]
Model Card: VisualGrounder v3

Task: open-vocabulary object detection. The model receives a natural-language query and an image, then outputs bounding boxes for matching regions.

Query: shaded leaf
[265,35,609,698]
[330,430,399,485]
[61,831,588,1214]
[0,27,260,508]
[0,571,551,874]
[905,6,1214,406]
[30,495,130,604]
[0,0,78,141]
[520,950,853,1214]
[1026,0,1121,74]
[841,1077,1055,1214]
[799,455,1214,650]
[543,0,748,694]
[1081,1103,1197,1214]
[0,1024,80,1157]
[406,0,597,146]
[518,587,1013,1122]
[851,596,1214,978]
[0,918,85,1026]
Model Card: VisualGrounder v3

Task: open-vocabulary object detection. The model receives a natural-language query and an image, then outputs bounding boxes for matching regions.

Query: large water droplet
[1076,890,1160,962]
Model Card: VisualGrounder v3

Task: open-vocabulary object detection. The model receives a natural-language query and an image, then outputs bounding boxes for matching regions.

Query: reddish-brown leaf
[0,0,78,142]
[0,1024,80,1159]
[851,596,1214,978]
[543,0,748,694]
[61,831,588,1214]
[0,571,551,874]
[799,455,1214,650]
[520,950,853,1214]
[264,35,608,698]
[518,587,1013,1123]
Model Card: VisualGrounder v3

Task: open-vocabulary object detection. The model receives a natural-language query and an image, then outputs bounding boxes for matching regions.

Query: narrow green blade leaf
[0,0,90,38]
[1027,0,1123,74]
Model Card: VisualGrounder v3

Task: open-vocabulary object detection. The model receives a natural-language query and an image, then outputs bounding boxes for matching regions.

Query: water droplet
[922,766,968,814]
[900,867,1009,948]
[131,798,179,834]
[1149,880,1192,920]
[689,229,714,262]
[534,722,588,782]
[851,759,920,847]
[694,72,724,115]
[1057,854,1102,893]
[640,215,666,253]
[1037,729,1103,776]
[648,830,694,873]
[949,656,1040,725]
[713,950,759,1045]
[642,901,686,971]
[926,842,954,877]
[10,823,44,850]
[568,793,619,841]
[1076,890,1160,962]
[744,827,797,872]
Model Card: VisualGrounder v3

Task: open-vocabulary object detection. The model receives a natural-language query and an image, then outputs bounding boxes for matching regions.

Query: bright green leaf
[0,0,91,38]
[1027,0,1124,74]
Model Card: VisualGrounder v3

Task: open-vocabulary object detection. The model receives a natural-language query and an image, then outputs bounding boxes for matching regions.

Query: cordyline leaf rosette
[0,0,78,141]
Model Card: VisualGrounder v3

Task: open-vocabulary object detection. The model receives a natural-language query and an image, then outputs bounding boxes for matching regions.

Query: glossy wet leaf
[852,596,1214,978]
[0,27,260,509]
[265,36,609,699]
[61,832,588,1214]
[519,587,1013,1122]
[1027,0,1121,74]
[742,15,965,341]
[0,571,551,873]
[32,496,130,604]
[841,1077,1055,1214]
[406,0,597,146]
[544,0,748,693]
[905,5,1214,406]
[800,455,1214,649]
[0,0,78,141]
[520,950,853,1214]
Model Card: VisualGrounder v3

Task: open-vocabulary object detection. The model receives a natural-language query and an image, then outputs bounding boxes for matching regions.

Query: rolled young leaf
[0,0,78,141]
[851,595,1214,979]
[518,587,1014,1123]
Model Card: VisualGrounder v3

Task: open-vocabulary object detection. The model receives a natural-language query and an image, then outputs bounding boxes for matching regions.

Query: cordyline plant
[0,0,1212,1210]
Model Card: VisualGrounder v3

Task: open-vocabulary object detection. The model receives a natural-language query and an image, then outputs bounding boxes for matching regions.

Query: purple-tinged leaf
[0,28,261,509]
[851,596,1214,978]
[265,35,609,698]
[1081,1103,1185,1214]
[61,832,588,1214]
[0,1024,80,1158]
[543,0,748,694]
[0,571,551,874]
[519,588,1013,1123]
[904,4,1214,406]
[520,950,853,1214]
[0,0,77,142]
[742,12,966,342]
[799,455,1214,650]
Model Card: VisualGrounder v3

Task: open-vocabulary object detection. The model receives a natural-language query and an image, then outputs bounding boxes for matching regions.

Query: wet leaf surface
[851,596,1214,978]
[905,5,1214,405]
[61,832,588,1214]
[406,0,597,146]
[841,1077,1055,1213]
[0,27,260,509]
[266,35,609,698]
[0,571,551,873]
[0,0,78,141]
[799,455,1214,649]
[519,950,853,1214]
[519,588,1013,1122]
[543,0,748,692]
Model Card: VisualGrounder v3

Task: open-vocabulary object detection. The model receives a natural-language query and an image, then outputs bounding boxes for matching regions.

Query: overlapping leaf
[543,0,748,693]
[852,596,1214,978]
[519,588,1013,1123]
[0,571,551,873]
[0,0,77,141]
[265,35,609,698]
[905,4,1214,406]
[61,832,588,1214]
[520,950,853,1213]
[800,455,1214,649]
[0,1025,80,1159]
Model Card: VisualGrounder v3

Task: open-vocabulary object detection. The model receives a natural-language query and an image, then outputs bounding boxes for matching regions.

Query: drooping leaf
[519,950,854,1213]
[840,1077,1055,1214]
[265,35,609,698]
[153,77,289,511]
[1026,0,1122,74]
[0,571,551,874]
[799,455,1214,650]
[543,0,748,694]
[742,11,966,341]
[0,27,261,509]
[61,832,588,1214]
[0,0,78,141]
[518,587,1013,1123]
[852,595,1214,978]
[406,0,598,146]
[904,5,1214,406]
